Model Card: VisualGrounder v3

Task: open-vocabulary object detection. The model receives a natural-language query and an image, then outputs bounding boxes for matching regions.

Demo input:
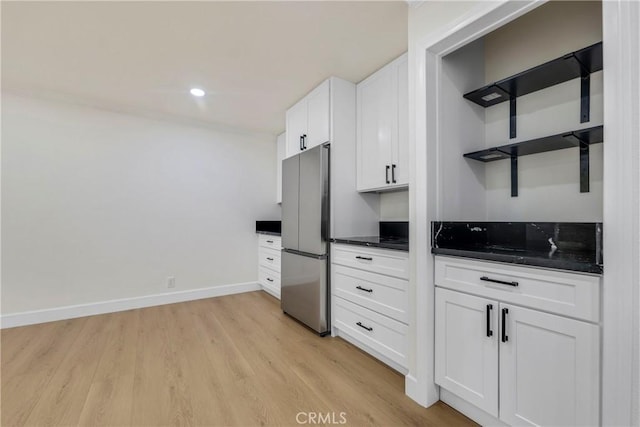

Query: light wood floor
[2,291,476,426]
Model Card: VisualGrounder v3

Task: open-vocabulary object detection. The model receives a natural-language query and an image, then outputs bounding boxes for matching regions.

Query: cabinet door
[276,132,285,204]
[435,288,499,417]
[392,54,409,187]
[286,100,307,157]
[305,80,330,150]
[356,64,394,191]
[499,304,600,427]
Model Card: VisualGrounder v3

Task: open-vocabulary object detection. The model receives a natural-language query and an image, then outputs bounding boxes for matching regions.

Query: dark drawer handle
[356,321,373,332]
[480,276,519,287]
[385,165,390,184]
[266,278,274,282]
[356,285,373,293]
[501,308,509,342]
[355,256,373,261]
[266,257,274,261]
[486,304,493,337]
[266,240,274,243]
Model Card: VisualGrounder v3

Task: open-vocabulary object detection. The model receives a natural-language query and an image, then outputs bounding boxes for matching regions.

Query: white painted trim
[261,285,281,300]
[440,389,509,427]
[334,328,409,375]
[601,1,640,426]
[1,281,261,329]
[407,0,543,409]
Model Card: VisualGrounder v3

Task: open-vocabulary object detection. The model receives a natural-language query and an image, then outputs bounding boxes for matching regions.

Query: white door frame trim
[408,2,639,425]
[602,1,640,425]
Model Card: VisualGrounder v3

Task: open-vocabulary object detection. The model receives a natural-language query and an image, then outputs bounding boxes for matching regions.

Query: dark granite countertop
[256,220,281,236]
[331,236,409,252]
[432,222,603,274]
[332,221,409,252]
[433,247,601,274]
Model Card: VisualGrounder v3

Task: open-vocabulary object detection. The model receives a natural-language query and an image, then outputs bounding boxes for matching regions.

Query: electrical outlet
[167,276,176,288]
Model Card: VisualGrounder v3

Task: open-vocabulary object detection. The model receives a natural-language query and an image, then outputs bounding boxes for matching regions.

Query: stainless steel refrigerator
[281,144,330,335]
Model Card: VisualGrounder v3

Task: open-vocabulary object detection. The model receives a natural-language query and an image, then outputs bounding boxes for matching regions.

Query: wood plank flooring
[2,291,476,426]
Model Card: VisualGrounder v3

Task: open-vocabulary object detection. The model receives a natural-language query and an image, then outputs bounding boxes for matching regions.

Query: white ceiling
[2,1,408,135]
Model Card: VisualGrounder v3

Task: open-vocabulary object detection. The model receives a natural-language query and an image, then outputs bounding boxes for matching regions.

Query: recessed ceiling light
[190,88,205,97]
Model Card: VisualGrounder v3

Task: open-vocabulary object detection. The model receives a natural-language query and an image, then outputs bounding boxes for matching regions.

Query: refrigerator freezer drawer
[281,251,329,334]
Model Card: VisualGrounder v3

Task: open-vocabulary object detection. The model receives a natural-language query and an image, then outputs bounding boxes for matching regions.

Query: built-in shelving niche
[464,125,603,196]
[463,42,603,197]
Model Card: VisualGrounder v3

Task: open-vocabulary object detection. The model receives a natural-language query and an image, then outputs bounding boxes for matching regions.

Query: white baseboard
[260,284,281,300]
[1,281,261,329]
[405,373,440,408]
[334,328,409,375]
[440,388,508,427]
[405,374,427,407]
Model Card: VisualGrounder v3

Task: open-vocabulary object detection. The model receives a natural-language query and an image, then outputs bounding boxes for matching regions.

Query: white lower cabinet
[435,288,499,417]
[258,234,281,299]
[331,244,409,373]
[435,256,601,426]
[499,304,600,427]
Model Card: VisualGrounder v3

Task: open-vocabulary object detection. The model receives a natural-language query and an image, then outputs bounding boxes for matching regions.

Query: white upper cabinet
[276,132,285,204]
[357,53,408,192]
[286,80,330,157]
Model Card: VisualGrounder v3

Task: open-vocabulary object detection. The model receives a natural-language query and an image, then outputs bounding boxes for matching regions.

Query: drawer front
[334,297,408,368]
[333,264,408,323]
[435,256,601,322]
[332,244,409,279]
[258,234,282,250]
[259,266,281,295]
[259,247,281,272]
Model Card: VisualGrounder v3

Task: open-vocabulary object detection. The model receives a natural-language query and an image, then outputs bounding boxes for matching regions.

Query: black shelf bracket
[463,42,602,137]
[580,67,591,123]
[510,154,518,197]
[510,96,517,139]
[579,140,590,193]
[463,125,603,197]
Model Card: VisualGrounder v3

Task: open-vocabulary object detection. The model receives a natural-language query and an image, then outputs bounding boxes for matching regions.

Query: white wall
[1,94,280,314]
[440,39,488,220]
[434,1,603,221]
[380,190,409,221]
[482,1,603,221]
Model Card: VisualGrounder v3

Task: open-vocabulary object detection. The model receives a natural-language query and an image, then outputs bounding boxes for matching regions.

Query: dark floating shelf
[464,42,603,107]
[463,42,603,137]
[464,125,603,197]
[464,126,603,162]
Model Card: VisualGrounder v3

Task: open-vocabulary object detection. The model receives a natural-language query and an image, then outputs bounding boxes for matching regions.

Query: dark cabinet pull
[385,165,390,184]
[486,304,493,337]
[299,135,304,151]
[266,257,274,261]
[391,164,397,183]
[501,308,509,342]
[480,276,519,287]
[355,256,373,261]
[266,278,274,282]
[356,321,373,332]
[266,240,274,243]
[302,134,307,149]
[356,285,373,293]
